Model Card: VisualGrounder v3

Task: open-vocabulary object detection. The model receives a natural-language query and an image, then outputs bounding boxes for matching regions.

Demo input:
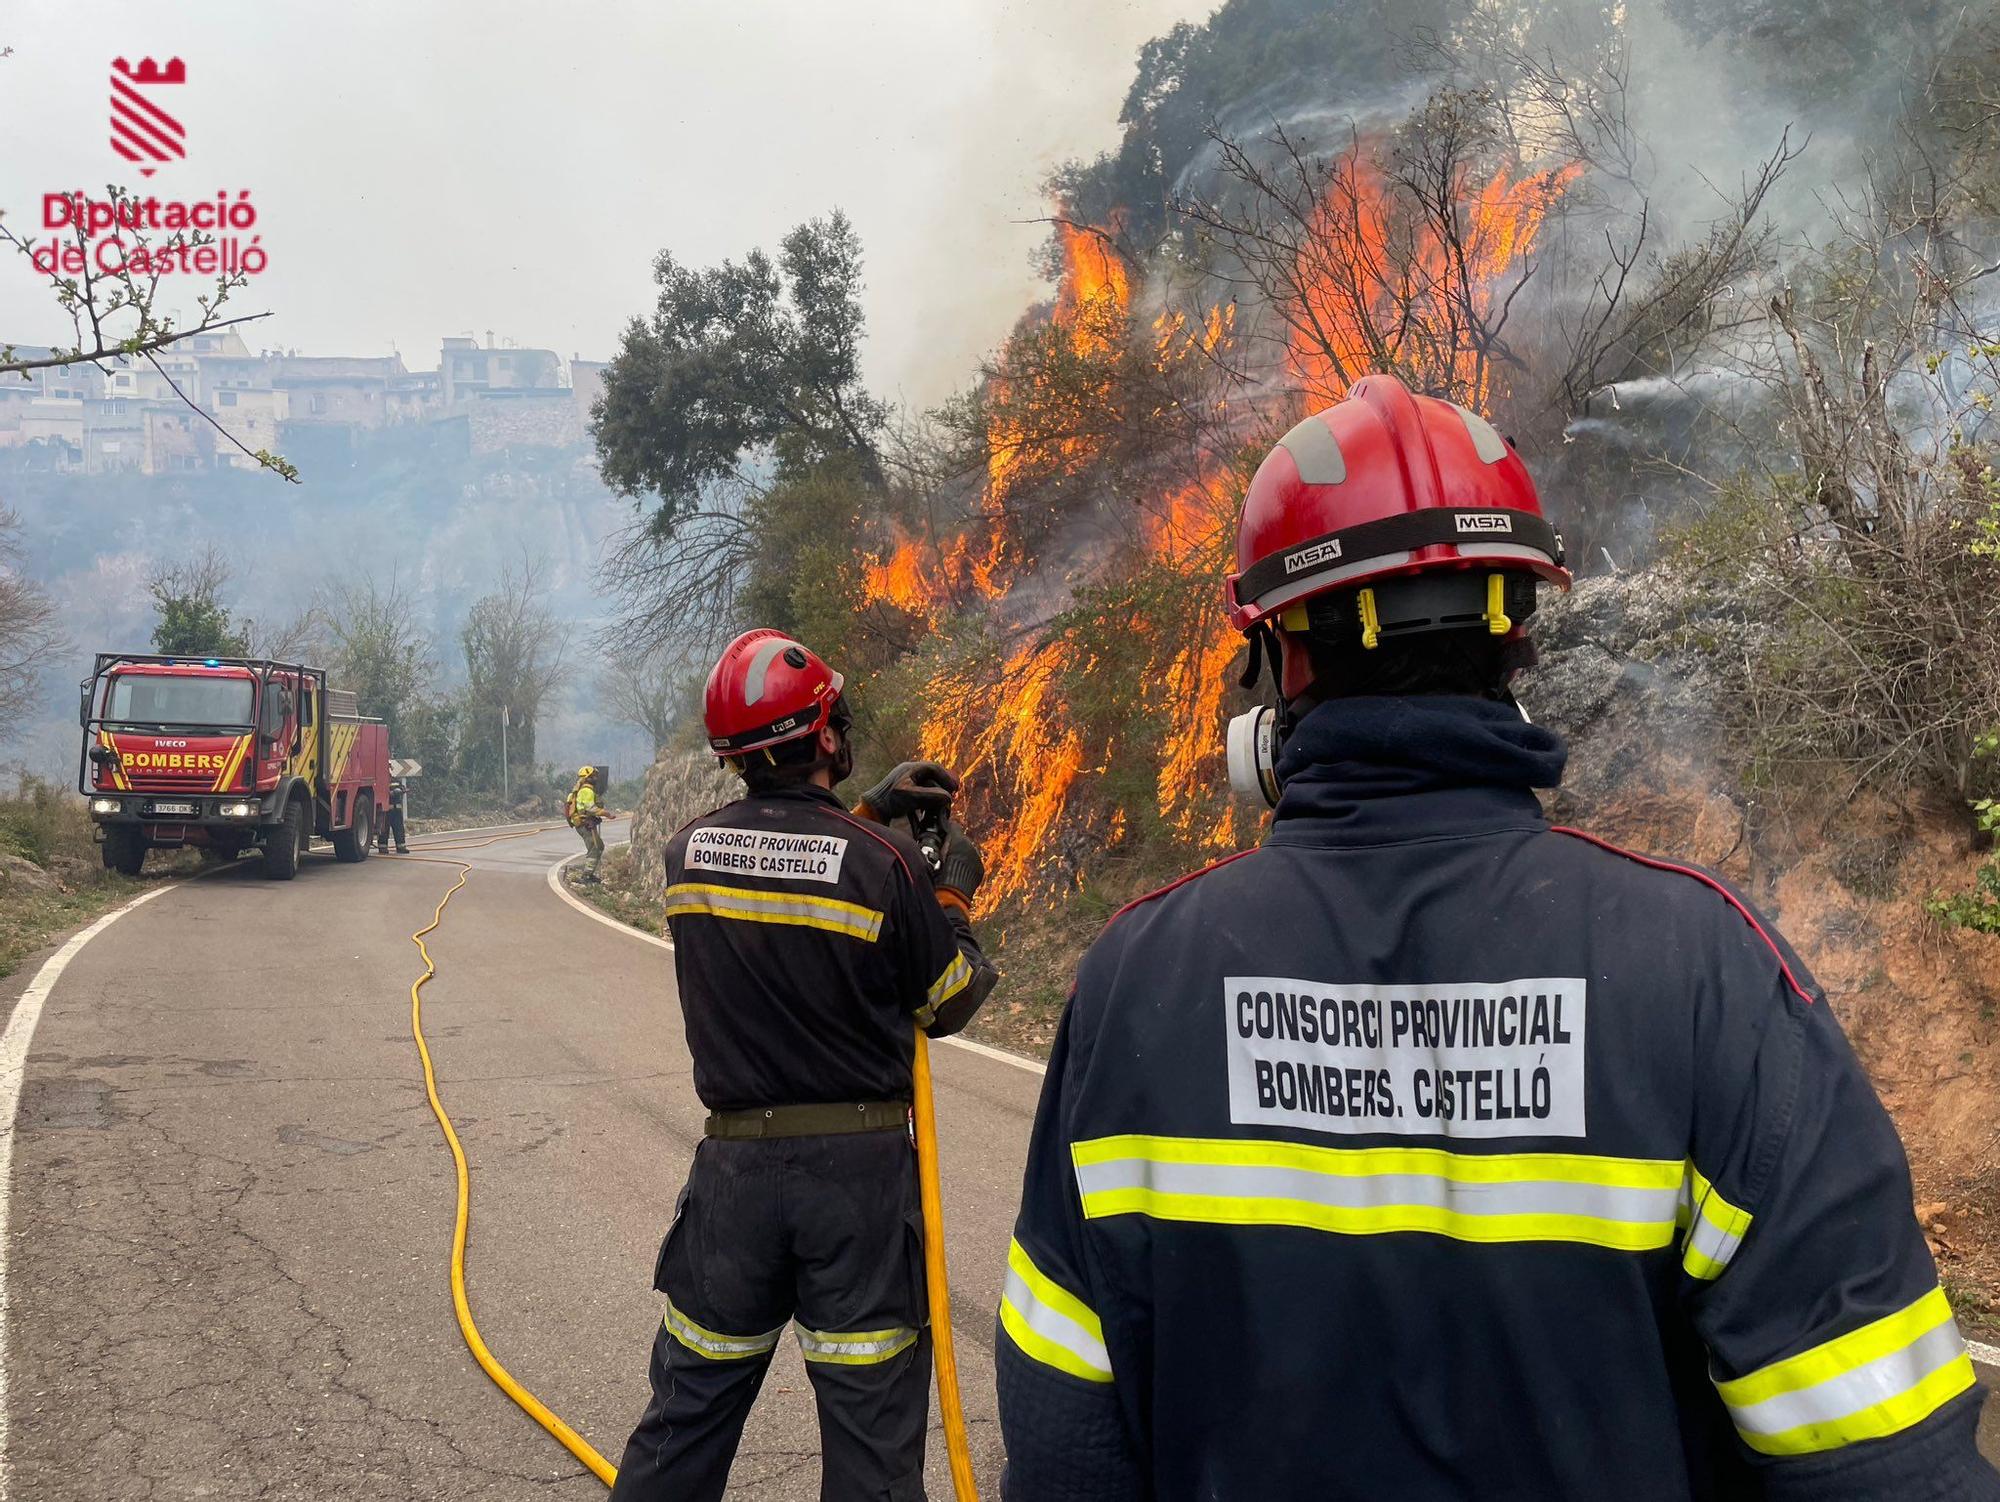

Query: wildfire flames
[858,146,1576,908]
[1286,143,1583,409]
[987,221,1134,501]
[917,642,1092,907]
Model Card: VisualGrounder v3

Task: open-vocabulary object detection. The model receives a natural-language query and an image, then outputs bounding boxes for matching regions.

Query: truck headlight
[220,801,257,818]
[91,797,121,814]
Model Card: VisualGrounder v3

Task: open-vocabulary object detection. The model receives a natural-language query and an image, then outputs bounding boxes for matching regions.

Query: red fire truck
[78,653,390,880]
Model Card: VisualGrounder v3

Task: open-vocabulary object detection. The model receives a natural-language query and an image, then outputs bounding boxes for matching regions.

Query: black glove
[934,820,984,905]
[858,761,961,823]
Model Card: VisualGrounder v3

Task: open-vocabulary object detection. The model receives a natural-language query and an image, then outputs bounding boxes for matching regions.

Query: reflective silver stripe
[1249,549,1418,614]
[1728,1319,1967,1440]
[1276,413,1347,484]
[1452,403,1510,462]
[1449,541,1555,567]
[663,883,884,941]
[1073,1156,1682,1227]
[663,1300,784,1361]
[1685,1207,1747,1273]
[794,1324,920,1365]
[1682,1172,1751,1279]
[742,636,802,706]
[1001,1264,1112,1380]
[917,952,974,1024]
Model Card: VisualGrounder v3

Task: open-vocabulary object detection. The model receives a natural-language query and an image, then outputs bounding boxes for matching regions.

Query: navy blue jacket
[664,786,997,1110]
[997,696,1995,1501]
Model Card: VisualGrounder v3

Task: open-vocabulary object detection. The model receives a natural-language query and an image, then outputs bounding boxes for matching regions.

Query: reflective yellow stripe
[794,1323,920,1365]
[212,734,251,792]
[663,882,884,942]
[1681,1164,1753,1281]
[662,1299,784,1361]
[999,1237,1112,1383]
[101,732,130,791]
[1071,1135,1685,1251]
[1716,1285,1974,1454]
[916,951,974,1026]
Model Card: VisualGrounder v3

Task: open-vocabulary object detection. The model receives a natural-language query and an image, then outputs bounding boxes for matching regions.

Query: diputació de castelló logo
[111,55,187,175]
[28,54,269,280]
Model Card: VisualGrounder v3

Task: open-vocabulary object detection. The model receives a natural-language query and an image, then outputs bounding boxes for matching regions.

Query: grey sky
[2,0,1212,406]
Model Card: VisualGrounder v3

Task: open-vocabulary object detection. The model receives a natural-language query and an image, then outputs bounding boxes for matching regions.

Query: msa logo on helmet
[1455,513,1514,534]
[1283,538,1343,575]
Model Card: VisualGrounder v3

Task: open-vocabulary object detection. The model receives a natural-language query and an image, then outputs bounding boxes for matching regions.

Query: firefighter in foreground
[566,765,612,883]
[609,630,998,1502]
[995,374,2000,1500]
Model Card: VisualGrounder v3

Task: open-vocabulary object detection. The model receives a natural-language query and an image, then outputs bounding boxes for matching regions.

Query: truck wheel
[334,803,372,863]
[101,826,145,877]
[261,799,306,881]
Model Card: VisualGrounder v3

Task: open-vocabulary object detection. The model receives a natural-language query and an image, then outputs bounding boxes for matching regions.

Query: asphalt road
[0,821,1033,1499]
[3,819,1996,1499]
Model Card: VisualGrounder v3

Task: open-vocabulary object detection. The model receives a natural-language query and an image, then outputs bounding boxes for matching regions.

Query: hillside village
[0,331,609,475]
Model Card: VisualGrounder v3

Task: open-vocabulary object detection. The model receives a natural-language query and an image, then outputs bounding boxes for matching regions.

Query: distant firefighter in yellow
[565,765,612,883]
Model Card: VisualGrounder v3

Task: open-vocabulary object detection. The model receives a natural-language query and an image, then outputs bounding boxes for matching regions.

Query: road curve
[0,822,1033,1499]
[3,821,1995,1497]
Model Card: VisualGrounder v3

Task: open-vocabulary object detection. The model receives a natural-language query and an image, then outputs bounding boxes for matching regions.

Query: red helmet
[1226,374,1569,634]
[703,630,846,757]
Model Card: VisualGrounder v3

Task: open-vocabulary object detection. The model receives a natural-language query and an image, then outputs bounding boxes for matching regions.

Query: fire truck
[78,653,390,880]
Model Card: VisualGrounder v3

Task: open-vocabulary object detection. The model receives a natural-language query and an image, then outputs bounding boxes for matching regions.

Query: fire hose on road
[393,826,984,1497]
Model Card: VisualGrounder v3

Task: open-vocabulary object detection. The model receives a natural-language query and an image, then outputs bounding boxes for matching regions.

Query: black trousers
[610,1132,932,1502]
[373,802,406,850]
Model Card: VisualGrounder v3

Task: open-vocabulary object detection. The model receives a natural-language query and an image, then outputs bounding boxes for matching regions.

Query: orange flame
[918,641,1090,907]
[875,154,1578,906]
[986,219,1135,502]
[1287,144,1582,408]
[864,537,935,617]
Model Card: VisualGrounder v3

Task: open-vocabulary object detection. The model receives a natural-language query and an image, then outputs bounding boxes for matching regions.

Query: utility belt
[703,1100,910,1140]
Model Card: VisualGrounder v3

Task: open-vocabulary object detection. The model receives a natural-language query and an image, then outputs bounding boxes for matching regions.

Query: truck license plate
[152,802,197,816]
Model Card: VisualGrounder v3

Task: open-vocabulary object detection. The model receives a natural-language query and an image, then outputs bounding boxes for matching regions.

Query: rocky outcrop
[625,750,738,897]
[1524,569,1764,874]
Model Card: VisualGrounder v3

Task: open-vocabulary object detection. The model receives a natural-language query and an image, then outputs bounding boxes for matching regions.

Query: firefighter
[995,375,2000,1500]
[566,765,612,883]
[374,776,410,854]
[609,629,998,1502]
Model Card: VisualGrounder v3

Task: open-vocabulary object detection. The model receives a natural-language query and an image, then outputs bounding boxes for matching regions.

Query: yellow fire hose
[913,1028,983,1499]
[392,827,985,1498]
[397,829,620,1484]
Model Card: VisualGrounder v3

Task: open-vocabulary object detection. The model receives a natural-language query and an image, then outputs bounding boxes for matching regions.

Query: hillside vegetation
[591,0,2000,1292]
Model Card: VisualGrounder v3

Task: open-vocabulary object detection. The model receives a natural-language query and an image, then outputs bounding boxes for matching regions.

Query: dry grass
[0,776,197,980]
[568,843,664,937]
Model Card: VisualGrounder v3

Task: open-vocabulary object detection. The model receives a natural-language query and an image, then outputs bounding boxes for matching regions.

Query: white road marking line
[406,817,562,843]
[544,849,672,952]
[933,1034,1046,1076]
[542,849,1047,1077]
[0,881,180,1502]
[1969,1337,2000,1370]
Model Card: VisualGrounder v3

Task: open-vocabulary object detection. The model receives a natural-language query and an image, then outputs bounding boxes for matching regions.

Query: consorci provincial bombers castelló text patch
[685,827,850,884]
[1225,977,1588,1138]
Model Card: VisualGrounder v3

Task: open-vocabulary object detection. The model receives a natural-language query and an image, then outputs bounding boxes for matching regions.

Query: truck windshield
[106,675,254,729]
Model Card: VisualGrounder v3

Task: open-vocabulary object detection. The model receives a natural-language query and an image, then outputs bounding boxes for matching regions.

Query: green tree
[459,557,569,792]
[0,506,61,723]
[147,550,251,657]
[591,209,889,534]
[319,575,433,745]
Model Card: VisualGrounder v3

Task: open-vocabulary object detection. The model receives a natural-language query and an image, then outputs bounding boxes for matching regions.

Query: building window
[219,391,237,407]
[310,394,326,413]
